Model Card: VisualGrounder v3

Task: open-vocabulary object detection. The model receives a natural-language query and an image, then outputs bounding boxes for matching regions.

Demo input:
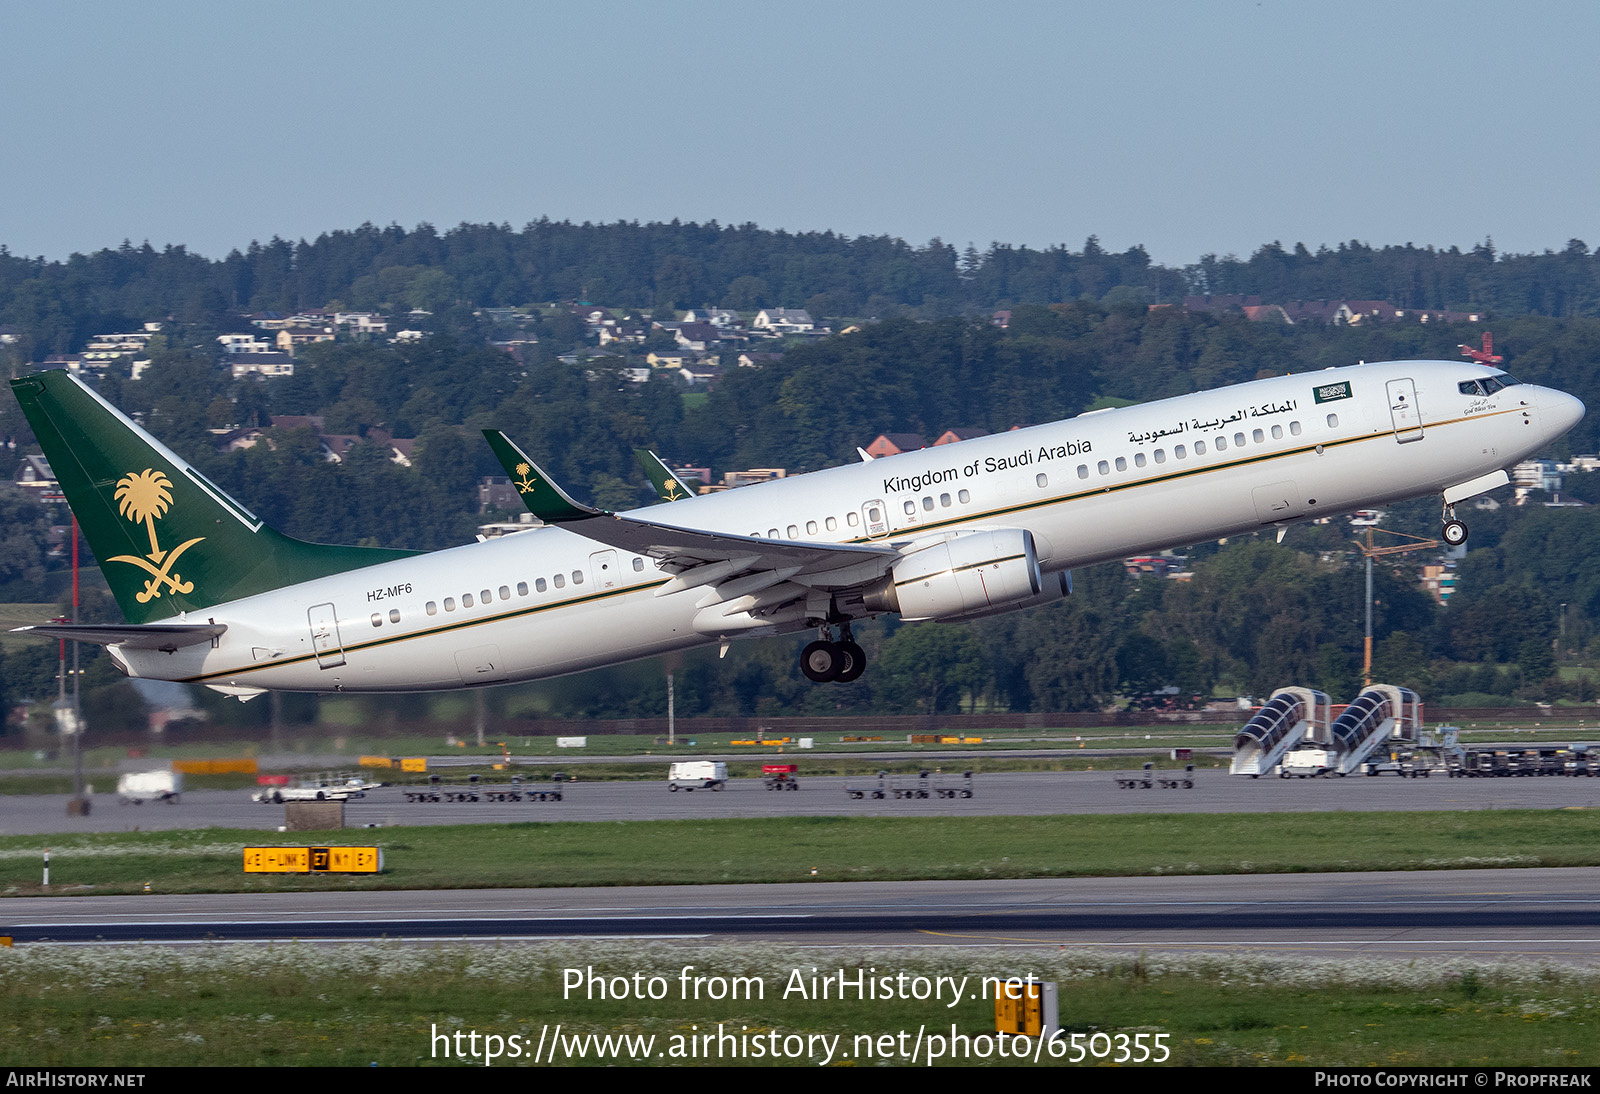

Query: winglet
[634,449,699,503]
[481,431,600,523]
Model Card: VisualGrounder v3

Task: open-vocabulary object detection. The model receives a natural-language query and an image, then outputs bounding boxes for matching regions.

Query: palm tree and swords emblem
[513,462,539,493]
[107,469,206,603]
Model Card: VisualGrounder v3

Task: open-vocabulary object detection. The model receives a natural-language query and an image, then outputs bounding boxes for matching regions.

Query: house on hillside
[865,433,927,458]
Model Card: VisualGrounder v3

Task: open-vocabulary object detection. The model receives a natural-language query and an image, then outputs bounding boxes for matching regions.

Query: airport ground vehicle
[117,770,181,804]
[252,773,380,804]
[668,761,726,791]
[762,763,799,790]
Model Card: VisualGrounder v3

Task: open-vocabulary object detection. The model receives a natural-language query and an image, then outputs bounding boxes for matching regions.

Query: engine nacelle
[943,568,1071,622]
[864,529,1042,621]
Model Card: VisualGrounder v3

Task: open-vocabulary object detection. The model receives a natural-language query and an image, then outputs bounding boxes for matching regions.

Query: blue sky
[2,0,1596,266]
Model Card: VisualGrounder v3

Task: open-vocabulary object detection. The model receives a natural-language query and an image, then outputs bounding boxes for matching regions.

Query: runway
[5,868,1599,961]
[3,768,1598,834]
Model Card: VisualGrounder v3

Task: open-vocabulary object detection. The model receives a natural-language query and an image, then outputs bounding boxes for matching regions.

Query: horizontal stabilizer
[13,623,226,651]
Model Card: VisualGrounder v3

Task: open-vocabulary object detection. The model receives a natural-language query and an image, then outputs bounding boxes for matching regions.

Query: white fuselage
[111,360,1581,693]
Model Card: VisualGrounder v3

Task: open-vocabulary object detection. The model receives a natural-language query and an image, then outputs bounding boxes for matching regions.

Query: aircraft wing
[556,510,898,581]
[13,623,226,651]
[482,431,898,585]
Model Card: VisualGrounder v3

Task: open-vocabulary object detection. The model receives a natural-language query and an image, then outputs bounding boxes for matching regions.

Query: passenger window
[536,578,547,592]
[922,497,933,511]
[903,500,916,515]
[939,493,951,507]
[1114,456,1126,471]
[499,585,510,600]
[1252,429,1264,444]
[1194,440,1206,455]
[632,558,644,571]
[553,574,565,589]
[463,593,474,608]
[1271,424,1283,440]
[768,528,779,538]
[370,613,382,627]
[444,597,456,611]
[1154,450,1166,464]
[481,589,492,603]
[1077,464,1089,479]
[806,520,818,534]
[517,581,529,595]
[787,524,798,537]
[426,601,438,616]
[1095,460,1107,475]
[1175,444,1187,459]
[826,516,838,530]
[1326,413,1339,428]
[1134,452,1146,468]
[1289,421,1302,436]
[958,489,970,503]
[388,609,400,624]
[1036,473,1048,488]
[1215,436,1227,451]
[572,570,583,584]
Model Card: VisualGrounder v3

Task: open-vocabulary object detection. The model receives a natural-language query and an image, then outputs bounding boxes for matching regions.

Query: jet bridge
[1230,687,1331,776]
[1330,685,1423,775]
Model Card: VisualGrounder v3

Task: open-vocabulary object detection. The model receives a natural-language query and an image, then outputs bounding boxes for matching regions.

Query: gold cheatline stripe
[181,578,670,683]
[184,405,1521,684]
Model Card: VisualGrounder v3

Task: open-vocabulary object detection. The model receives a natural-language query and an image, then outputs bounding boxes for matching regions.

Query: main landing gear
[1441,502,1468,547]
[800,623,866,683]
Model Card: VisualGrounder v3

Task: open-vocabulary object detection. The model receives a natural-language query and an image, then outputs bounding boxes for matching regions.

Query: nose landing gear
[799,623,866,683]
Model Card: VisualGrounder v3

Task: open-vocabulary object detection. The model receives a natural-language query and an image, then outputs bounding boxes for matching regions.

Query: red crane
[1459,331,1503,365]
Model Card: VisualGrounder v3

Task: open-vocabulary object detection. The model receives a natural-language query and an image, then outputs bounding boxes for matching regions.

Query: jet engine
[863,529,1042,621]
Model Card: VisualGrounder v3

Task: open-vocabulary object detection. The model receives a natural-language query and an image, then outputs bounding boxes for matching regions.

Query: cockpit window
[1459,373,1523,396]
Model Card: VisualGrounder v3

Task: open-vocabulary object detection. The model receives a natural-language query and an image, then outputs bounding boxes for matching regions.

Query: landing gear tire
[835,641,866,683]
[801,640,842,682]
[1442,519,1468,546]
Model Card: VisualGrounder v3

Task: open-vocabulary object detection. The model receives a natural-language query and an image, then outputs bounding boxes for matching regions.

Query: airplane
[8,358,1584,696]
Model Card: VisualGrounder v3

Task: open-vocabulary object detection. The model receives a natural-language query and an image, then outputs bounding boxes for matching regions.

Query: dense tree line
[8,220,1600,360]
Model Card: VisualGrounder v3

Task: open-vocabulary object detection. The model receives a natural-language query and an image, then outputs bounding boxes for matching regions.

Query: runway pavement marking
[7,913,815,930]
[913,928,1600,946]
[16,896,1600,924]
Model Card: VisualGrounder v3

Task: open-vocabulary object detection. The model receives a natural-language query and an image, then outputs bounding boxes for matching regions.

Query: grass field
[3,809,1597,896]
[0,941,1593,1066]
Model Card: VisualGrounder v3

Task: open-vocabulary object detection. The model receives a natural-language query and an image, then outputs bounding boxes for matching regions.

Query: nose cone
[1544,388,1586,438]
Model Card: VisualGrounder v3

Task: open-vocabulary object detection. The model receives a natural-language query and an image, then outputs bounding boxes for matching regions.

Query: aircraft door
[308,602,346,669]
[861,500,890,538]
[1386,378,1424,443]
[589,549,619,590]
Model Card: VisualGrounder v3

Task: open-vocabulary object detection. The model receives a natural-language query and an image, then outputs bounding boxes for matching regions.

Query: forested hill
[5,220,1600,353]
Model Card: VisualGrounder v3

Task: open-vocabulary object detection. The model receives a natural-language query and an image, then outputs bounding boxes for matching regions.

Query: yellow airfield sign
[243,846,384,874]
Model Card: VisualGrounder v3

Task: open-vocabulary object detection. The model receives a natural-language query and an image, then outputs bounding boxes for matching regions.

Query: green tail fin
[10,370,419,624]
